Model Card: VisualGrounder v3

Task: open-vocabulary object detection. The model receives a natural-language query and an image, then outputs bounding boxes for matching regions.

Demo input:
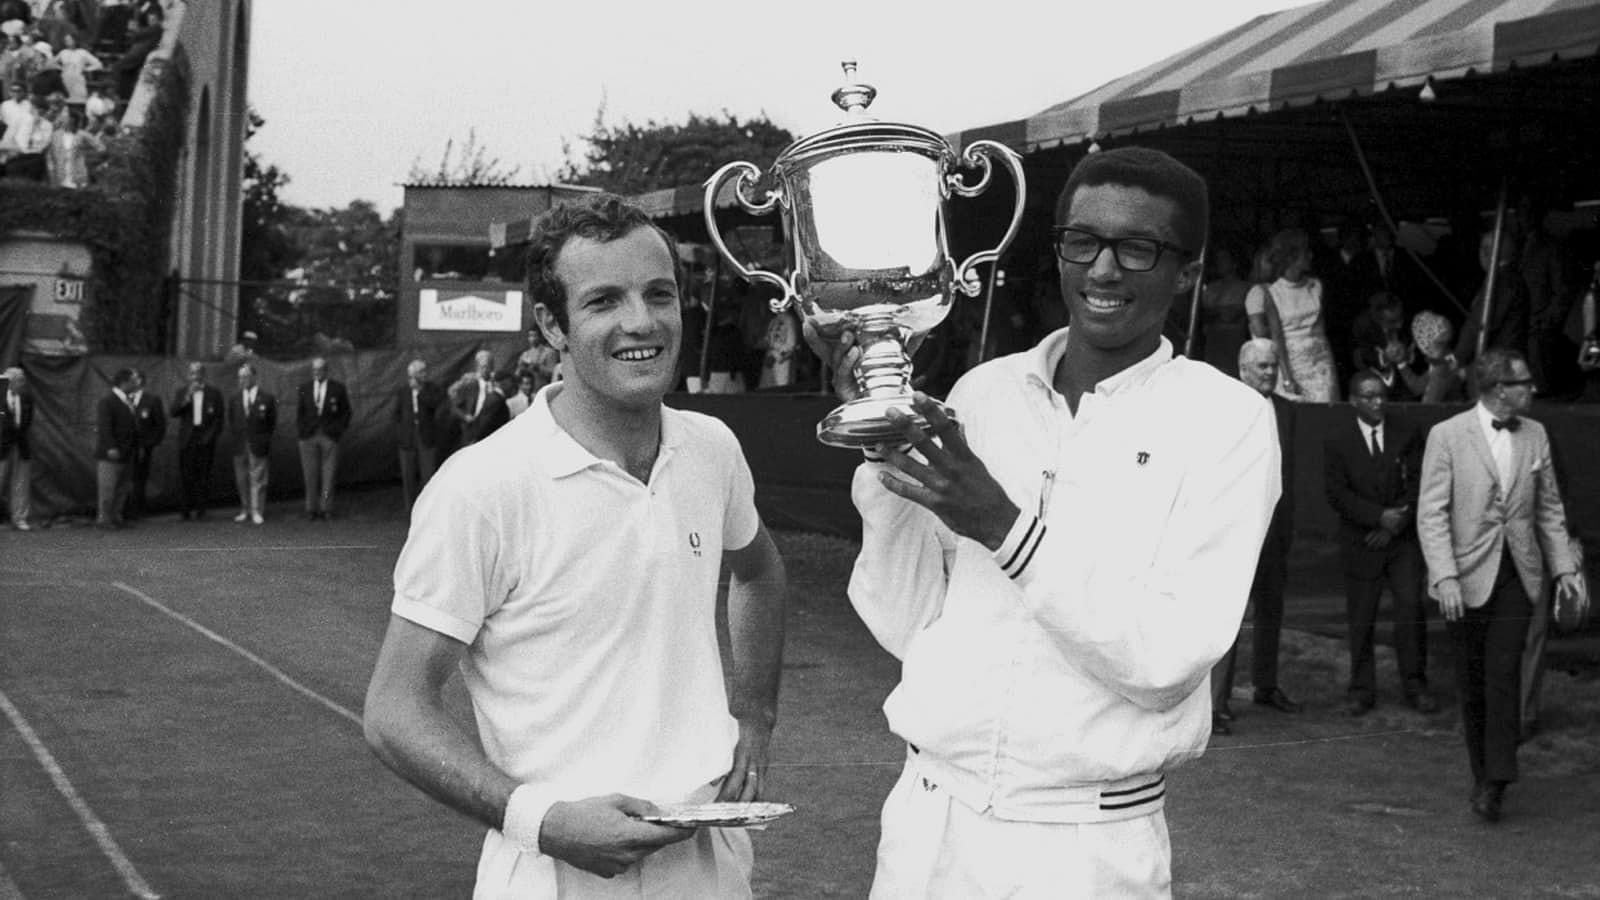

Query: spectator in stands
[1248,228,1340,401]
[83,77,113,132]
[93,367,138,529]
[225,329,258,365]
[52,31,98,103]
[295,356,351,521]
[1518,196,1575,396]
[126,368,165,520]
[171,361,223,520]
[1457,231,1531,372]
[0,93,51,179]
[11,31,46,91]
[92,0,132,55]
[227,362,275,526]
[1351,292,1421,401]
[393,358,444,510]
[1194,242,1253,378]
[505,370,535,418]
[757,306,799,389]
[1412,310,1467,404]
[0,79,26,130]
[1,365,33,530]
[46,106,99,187]
[111,5,159,100]
[515,327,558,390]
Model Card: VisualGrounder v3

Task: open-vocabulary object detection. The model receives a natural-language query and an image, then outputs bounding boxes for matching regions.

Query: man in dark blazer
[1324,370,1434,718]
[295,356,352,520]
[94,367,139,529]
[450,349,510,448]
[126,369,167,520]
[1418,348,1581,823]
[227,362,276,526]
[1,365,33,530]
[1212,339,1301,735]
[393,357,445,510]
[171,361,223,520]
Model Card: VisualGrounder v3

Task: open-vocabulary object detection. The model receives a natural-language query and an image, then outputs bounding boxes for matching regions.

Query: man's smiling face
[1057,183,1198,358]
[539,226,682,412]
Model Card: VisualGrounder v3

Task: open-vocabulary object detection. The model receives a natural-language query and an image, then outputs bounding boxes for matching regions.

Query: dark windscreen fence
[233,280,398,358]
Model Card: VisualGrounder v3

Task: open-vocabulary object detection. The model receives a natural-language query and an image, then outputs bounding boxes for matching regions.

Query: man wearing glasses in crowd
[811,147,1279,896]
[1417,348,1583,823]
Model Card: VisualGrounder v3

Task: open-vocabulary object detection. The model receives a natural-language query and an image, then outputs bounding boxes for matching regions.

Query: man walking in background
[392,358,444,510]
[1418,348,1581,822]
[228,362,275,526]
[94,367,138,530]
[1,365,33,530]
[296,357,352,520]
[1211,338,1301,735]
[126,369,166,520]
[172,361,223,520]
[1325,369,1434,717]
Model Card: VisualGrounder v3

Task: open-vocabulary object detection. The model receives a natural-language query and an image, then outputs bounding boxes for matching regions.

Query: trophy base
[817,395,957,449]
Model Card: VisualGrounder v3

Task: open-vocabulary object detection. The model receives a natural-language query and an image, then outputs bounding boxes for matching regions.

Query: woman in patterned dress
[1247,228,1340,401]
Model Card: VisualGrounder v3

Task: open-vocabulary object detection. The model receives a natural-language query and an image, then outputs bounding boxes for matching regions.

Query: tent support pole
[1338,109,1466,316]
[977,264,999,365]
[700,254,718,387]
[1479,178,1510,360]
[1184,247,1206,359]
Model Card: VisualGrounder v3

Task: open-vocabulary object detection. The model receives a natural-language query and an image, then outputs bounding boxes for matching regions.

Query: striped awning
[946,0,1600,153]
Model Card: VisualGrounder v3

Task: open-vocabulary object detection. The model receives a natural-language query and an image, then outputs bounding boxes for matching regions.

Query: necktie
[1491,417,1521,432]
[474,381,487,418]
[1368,425,1381,457]
[411,388,418,416]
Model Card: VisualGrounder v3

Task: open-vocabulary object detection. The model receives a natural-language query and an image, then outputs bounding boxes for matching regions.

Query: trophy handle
[704,161,797,313]
[949,140,1026,298]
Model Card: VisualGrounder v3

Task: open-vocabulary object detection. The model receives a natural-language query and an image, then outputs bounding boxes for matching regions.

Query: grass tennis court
[3,487,1597,898]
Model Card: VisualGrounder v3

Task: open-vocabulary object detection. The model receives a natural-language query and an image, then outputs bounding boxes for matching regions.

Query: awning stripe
[1413,0,1524,38]
[1095,15,1283,107]
[1495,2,1600,61]
[1292,0,1435,62]
[1188,0,1365,85]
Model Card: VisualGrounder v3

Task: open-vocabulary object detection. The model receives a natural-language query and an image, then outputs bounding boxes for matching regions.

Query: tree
[558,106,795,195]
[240,107,297,284]
[406,128,523,186]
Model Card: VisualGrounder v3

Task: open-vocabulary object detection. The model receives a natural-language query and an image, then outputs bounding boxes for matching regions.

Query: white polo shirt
[392,385,759,805]
[850,329,1280,822]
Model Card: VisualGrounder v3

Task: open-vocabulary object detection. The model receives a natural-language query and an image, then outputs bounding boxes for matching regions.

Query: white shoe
[250,511,264,525]
[233,511,249,523]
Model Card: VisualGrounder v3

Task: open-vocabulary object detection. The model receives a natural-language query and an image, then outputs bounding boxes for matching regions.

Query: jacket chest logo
[1136,451,1150,466]
[689,531,702,556]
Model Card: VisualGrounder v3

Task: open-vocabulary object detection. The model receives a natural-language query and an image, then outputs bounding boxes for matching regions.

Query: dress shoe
[1211,714,1232,737]
[1471,782,1505,823]
[194,509,209,521]
[13,520,30,531]
[1344,697,1374,717]
[1253,687,1302,713]
[233,510,250,523]
[1216,700,1235,722]
[179,510,192,521]
[250,511,264,526]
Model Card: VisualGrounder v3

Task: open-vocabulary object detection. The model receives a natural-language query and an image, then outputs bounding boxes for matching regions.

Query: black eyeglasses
[1496,378,1536,390]
[1052,227,1191,272]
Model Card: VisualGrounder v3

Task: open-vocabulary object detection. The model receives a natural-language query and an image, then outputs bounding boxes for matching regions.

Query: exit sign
[54,277,86,303]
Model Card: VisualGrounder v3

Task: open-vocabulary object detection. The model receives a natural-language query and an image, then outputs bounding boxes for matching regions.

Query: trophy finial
[831,60,877,115]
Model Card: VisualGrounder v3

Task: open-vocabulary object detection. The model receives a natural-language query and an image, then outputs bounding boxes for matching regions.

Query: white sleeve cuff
[502,783,563,856]
[991,513,1046,580]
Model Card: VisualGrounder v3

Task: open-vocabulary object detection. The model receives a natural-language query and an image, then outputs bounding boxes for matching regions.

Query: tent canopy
[947,0,1600,154]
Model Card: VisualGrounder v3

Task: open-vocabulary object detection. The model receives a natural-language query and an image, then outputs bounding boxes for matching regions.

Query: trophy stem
[817,316,957,448]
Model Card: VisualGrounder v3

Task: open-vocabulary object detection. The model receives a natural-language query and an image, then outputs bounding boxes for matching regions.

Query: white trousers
[870,760,1173,899]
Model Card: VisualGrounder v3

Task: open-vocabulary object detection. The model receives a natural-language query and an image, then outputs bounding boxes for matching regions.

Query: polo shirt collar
[527,384,679,479]
[1022,327,1174,398]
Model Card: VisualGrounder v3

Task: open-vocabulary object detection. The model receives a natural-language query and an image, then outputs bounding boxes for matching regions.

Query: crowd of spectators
[0,0,164,187]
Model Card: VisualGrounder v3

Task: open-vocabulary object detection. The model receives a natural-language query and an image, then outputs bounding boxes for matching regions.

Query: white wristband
[502,784,562,855]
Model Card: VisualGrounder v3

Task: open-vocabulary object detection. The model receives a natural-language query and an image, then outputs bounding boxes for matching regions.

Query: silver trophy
[704,62,1025,448]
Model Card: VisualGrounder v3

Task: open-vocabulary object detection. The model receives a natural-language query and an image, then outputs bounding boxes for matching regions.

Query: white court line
[0,688,160,900]
[104,545,382,553]
[110,582,362,728]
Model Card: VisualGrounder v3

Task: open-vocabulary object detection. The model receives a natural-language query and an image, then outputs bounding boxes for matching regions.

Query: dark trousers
[178,440,216,514]
[397,444,438,510]
[1212,525,1289,704]
[1447,552,1533,786]
[126,446,153,518]
[1344,540,1429,702]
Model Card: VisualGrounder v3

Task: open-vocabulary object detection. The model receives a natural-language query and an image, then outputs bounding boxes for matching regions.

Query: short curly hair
[1055,147,1210,254]
[523,193,682,332]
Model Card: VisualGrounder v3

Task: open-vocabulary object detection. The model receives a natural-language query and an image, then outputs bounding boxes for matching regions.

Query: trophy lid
[774,62,953,170]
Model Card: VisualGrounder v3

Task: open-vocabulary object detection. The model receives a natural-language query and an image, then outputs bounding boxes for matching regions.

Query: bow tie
[1492,417,1521,432]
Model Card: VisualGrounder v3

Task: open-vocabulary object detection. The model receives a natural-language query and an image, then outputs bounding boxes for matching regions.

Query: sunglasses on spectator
[1051,227,1192,272]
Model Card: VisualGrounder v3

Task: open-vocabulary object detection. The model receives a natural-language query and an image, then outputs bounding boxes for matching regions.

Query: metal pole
[1184,247,1207,359]
[1339,109,1467,316]
[1478,178,1509,360]
[699,253,718,386]
[977,264,999,364]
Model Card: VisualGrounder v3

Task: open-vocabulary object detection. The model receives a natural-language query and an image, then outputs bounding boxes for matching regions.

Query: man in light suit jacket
[1325,370,1433,717]
[295,356,352,520]
[227,362,276,525]
[1417,348,1581,823]
[171,361,224,520]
